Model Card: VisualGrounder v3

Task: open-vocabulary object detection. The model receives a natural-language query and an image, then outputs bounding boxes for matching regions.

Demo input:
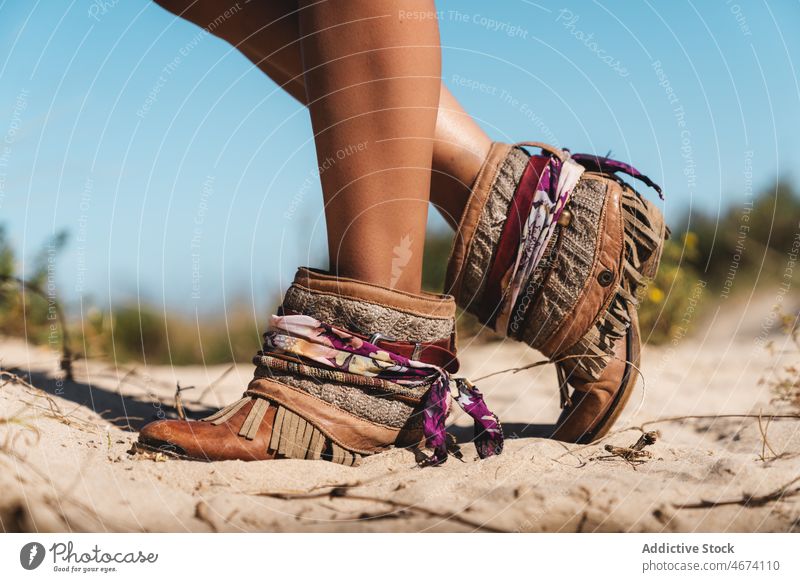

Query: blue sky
[1,0,799,314]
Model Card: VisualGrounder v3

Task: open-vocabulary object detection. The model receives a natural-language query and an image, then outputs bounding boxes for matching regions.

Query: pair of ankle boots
[138,141,667,465]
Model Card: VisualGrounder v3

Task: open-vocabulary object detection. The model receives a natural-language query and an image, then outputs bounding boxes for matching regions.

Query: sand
[1,293,799,532]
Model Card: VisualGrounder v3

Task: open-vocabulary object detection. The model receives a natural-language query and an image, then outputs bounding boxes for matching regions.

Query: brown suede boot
[446,141,667,444]
[138,268,502,464]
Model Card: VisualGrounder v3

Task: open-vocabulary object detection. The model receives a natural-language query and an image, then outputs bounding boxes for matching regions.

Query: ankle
[430,139,493,229]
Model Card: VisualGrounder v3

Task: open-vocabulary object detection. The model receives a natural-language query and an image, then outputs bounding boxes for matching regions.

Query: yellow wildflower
[647,287,665,304]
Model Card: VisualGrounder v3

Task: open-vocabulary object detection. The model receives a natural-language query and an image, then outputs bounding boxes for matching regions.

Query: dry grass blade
[0,370,45,393]
[1,406,41,452]
[0,370,101,433]
[763,309,800,409]
[756,411,785,462]
[472,353,611,383]
[197,365,234,402]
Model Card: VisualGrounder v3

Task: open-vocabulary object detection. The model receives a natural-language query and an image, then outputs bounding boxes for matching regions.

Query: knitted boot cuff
[285,267,456,344]
[446,143,530,314]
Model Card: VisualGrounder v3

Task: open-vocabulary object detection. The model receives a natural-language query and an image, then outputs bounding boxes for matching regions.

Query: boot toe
[136,402,278,462]
[138,419,195,457]
[552,389,611,443]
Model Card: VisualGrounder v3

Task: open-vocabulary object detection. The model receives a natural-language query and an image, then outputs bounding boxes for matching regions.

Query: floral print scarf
[263,314,503,465]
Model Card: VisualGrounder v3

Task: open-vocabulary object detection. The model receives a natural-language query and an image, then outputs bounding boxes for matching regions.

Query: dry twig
[675,475,800,510]
[248,486,506,532]
[174,382,195,421]
[594,431,659,468]
[555,413,800,461]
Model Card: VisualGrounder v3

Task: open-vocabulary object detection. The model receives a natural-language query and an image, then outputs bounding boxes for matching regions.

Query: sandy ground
[1,293,799,533]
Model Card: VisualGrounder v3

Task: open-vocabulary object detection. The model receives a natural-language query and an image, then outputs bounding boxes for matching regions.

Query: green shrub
[0,227,68,344]
[0,222,270,365]
[638,232,705,345]
[76,301,267,366]
[685,181,800,286]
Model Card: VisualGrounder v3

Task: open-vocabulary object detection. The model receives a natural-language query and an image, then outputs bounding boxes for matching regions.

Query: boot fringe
[269,405,358,466]
[203,397,250,425]
[557,182,665,388]
[238,398,270,440]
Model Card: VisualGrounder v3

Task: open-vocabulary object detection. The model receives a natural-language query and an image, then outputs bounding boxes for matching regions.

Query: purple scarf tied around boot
[263,314,504,466]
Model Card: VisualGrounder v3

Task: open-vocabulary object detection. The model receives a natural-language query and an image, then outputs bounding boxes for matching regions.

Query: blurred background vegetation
[1,181,798,365]
[0,224,266,365]
[640,181,800,344]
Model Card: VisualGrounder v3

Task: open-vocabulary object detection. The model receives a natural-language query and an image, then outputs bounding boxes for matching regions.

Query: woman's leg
[153,0,490,228]
[294,0,441,292]
[139,1,481,463]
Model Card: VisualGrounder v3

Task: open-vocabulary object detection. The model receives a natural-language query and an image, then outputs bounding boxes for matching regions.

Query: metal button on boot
[598,269,615,286]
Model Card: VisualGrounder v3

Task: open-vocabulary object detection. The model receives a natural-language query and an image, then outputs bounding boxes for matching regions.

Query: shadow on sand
[12,366,215,432]
[12,365,555,442]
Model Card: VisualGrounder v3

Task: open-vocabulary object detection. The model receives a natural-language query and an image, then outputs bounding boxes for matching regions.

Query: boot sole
[576,308,641,444]
[132,438,210,462]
